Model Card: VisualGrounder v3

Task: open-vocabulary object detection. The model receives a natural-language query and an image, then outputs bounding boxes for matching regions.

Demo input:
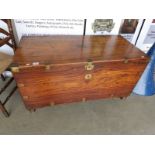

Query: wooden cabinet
[12,35,149,110]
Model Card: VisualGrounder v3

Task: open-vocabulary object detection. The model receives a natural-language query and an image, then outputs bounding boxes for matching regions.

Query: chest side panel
[13,59,148,109]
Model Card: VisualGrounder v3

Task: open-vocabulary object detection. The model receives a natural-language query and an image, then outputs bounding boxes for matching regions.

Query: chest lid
[13,35,148,66]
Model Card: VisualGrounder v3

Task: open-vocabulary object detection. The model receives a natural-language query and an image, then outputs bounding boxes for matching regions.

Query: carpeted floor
[0,78,155,135]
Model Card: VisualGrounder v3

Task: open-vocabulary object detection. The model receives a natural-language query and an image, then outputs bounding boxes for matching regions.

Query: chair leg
[1,74,6,81]
[0,101,9,117]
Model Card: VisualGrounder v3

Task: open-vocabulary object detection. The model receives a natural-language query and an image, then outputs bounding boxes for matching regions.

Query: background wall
[1,19,155,55]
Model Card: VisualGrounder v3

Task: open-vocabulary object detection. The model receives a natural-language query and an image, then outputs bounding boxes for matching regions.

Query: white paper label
[14,19,85,42]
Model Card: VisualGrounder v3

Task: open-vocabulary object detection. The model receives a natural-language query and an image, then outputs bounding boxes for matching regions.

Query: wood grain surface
[13,35,148,66]
[12,35,149,109]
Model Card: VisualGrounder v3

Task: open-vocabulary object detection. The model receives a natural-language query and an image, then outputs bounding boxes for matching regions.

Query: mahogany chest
[12,35,149,110]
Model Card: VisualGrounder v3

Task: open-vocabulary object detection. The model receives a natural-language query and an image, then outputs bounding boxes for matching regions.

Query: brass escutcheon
[85,74,92,80]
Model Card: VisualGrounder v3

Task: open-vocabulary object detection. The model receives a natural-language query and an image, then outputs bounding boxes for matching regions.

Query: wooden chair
[0,19,16,51]
[0,19,17,117]
[0,52,17,117]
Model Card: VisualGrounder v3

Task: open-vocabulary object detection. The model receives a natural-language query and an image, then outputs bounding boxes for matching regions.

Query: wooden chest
[12,35,149,110]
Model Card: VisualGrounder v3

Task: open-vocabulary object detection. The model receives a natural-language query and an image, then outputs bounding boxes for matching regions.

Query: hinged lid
[13,35,149,66]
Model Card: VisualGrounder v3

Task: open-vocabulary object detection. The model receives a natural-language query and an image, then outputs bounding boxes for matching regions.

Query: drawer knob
[85,74,92,80]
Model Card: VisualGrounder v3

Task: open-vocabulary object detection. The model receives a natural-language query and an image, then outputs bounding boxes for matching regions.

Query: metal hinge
[45,65,51,71]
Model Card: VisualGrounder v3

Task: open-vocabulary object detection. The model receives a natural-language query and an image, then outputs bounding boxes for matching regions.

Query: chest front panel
[14,59,148,109]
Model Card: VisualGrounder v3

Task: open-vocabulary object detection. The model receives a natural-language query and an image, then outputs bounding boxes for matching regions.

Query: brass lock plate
[85,62,94,71]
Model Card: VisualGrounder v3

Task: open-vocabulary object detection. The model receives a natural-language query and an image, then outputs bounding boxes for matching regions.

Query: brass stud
[46,65,51,70]
[32,62,40,66]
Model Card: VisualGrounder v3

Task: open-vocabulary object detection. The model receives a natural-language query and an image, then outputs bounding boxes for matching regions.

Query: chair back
[0,19,16,53]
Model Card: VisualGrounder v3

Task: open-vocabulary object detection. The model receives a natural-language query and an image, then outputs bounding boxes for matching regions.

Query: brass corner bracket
[11,67,19,73]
